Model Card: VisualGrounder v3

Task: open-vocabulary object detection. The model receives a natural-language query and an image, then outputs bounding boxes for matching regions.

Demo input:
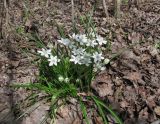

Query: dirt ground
[0,0,160,124]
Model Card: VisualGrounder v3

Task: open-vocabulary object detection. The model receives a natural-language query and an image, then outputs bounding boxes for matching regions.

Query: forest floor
[0,0,160,124]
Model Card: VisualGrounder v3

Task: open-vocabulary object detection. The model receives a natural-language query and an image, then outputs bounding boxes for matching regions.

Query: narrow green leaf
[92,96,123,124]
[92,97,109,124]
[79,97,90,124]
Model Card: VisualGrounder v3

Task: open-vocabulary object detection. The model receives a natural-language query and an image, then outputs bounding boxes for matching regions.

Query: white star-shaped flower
[70,55,82,64]
[72,47,85,55]
[92,52,104,63]
[71,33,81,41]
[48,55,60,66]
[38,48,51,58]
[58,38,71,46]
[68,42,76,49]
[96,35,107,45]
[71,34,88,45]
[80,34,88,45]
[94,62,106,72]
[86,39,98,47]
[80,52,92,66]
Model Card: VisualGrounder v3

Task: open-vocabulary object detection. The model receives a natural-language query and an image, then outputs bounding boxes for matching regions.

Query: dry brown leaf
[125,72,141,81]
[146,96,156,108]
[128,32,141,43]
[154,106,160,116]
[120,100,129,108]
[11,60,20,68]
[99,82,113,97]
[91,73,113,97]
[57,105,70,118]
[139,107,149,120]
[94,116,103,124]
[25,19,31,28]
[124,86,137,101]
[72,117,81,124]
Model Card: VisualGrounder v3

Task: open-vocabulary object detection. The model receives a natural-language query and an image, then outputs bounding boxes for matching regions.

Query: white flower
[58,76,64,82]
[38,48,51,58]
[68,42,76,49]
[80,52,92,66]
[80,34,88,45]
[58,38,70,46]
[48,55,60,66]
[71,34,87,45]
[86,39,98,47]
[94,62,105,72]
[96,35,107,45]
[72,47,85,55]
[70,55,82,64]
[71,33,81,41]
[92,52,104,63]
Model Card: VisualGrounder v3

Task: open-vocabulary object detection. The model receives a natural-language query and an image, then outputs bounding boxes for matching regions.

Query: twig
[4,0,9,39]
[0,0,4,38]
[102,0,109,17]
[71,0,75,26]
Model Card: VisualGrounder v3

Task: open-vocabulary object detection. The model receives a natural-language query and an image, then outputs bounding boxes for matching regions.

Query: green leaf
[79,97,90,124]
[92,97,109,124]
[11,83,57,95]
[92,96,123,124]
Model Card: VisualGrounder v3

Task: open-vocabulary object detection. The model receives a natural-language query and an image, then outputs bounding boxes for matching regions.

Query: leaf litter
[0,0,160,124]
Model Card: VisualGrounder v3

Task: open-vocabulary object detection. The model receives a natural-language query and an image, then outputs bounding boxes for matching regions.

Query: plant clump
[13,18,122,124]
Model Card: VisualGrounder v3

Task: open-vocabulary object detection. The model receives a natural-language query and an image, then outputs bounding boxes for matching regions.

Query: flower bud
[76,79,81,83]
[104,58,110,64]
[64,78,69,83]
[47,43,53,49]
[100,66,106,71]
[58,76,64,82]
[93,68,98,72]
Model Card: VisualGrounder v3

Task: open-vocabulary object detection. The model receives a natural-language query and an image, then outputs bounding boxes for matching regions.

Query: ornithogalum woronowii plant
[35,31,123,124]
[13,19,122,124]
[37,32,110,92]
